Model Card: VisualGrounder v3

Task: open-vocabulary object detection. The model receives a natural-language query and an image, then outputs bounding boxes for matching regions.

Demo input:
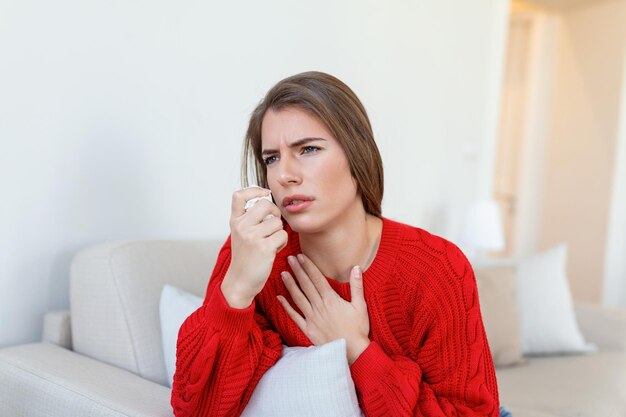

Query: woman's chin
[284,215,326,234]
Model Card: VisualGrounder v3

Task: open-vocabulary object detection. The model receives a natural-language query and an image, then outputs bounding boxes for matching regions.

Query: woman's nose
[277,155,302,185]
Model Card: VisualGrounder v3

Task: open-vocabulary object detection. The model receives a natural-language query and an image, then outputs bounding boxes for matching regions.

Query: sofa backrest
[70,239,225,386]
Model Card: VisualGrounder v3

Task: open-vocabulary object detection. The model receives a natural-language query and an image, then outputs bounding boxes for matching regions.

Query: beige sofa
[1,239,625,417]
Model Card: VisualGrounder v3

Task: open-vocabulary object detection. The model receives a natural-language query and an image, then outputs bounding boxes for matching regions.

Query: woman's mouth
[282,195,315,213]
[284,200,314,213]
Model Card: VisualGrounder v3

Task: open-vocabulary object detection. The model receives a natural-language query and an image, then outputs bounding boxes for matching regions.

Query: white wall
[0,0,509,347]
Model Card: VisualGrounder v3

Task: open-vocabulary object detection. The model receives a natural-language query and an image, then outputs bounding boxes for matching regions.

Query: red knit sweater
[171,217,500,417]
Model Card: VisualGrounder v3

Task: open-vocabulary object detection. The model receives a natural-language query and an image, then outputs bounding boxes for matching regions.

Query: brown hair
[242,71,384,217]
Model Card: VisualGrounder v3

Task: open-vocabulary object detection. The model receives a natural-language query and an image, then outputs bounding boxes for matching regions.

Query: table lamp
[459,199,505,264]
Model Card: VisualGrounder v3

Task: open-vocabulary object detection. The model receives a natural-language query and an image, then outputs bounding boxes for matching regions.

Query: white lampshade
[459,200,505,251]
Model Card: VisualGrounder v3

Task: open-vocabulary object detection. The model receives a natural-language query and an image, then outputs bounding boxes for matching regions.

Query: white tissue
[244,193,273,211]
[244,189,275,221]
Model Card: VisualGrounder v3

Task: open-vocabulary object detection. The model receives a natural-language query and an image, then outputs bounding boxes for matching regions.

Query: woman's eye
[302,146,320,154]
[264,146,319,165]
[264,155,278,166]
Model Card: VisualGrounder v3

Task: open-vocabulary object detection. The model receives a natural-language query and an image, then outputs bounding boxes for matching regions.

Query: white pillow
[159,285,363,417]
[516,244,597,355]
[241,338,363,417]
[159,284,203,388]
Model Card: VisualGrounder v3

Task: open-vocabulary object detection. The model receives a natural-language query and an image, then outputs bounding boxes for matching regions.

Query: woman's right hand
[220,187,288,309]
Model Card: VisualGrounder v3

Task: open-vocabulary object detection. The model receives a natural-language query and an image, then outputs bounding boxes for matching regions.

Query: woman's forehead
[261,108,336,147]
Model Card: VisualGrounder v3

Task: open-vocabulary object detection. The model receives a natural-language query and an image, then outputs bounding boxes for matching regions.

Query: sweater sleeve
[349,243,500,417]
[170,237,284,417]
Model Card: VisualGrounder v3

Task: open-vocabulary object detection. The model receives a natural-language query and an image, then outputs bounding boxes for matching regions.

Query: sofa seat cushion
[501,408,559,417]
[0,342,172,417]
[496,349,626,417]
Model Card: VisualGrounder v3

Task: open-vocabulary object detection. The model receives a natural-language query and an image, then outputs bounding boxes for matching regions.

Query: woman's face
[261,107,362,234]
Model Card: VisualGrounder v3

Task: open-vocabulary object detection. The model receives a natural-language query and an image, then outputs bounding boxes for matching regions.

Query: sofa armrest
[0,342,172,417]
[42,309,72,349]
[574,302,626,351]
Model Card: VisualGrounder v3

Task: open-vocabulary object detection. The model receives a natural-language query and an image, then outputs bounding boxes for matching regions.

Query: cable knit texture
[171,217,500,417]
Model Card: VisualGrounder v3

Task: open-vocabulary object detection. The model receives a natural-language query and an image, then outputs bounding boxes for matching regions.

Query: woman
[171,71,505,416]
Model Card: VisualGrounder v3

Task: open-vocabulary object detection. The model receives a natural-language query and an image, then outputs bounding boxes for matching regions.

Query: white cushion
[516,244,597,355]
[159,285,363,417]
[241,338,363,417]
[159,284,203,388]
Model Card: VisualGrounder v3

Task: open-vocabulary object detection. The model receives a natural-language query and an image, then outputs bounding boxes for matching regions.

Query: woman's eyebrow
[262,137,326,156]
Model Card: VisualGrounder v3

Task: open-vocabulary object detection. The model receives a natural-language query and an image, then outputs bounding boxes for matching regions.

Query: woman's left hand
[277,254,371,365]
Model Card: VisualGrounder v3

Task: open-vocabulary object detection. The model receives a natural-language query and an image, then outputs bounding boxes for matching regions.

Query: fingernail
[297,254,304,263]
[353,265,362,277]
[288,256,295,265]
[281,272,287,281]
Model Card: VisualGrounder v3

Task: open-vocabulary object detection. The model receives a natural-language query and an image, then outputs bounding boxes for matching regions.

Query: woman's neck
[298,211,383,283]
